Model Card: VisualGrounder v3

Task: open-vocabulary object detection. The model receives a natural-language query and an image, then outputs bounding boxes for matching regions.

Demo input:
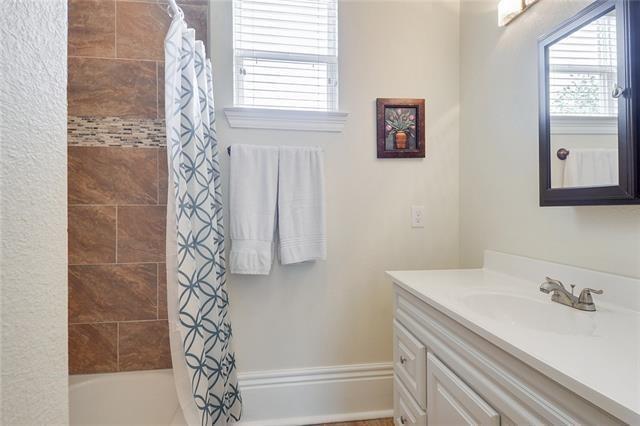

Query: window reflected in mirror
[548,9,619,189]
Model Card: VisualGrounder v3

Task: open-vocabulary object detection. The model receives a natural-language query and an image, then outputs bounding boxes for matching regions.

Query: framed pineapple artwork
[376,98,425,158]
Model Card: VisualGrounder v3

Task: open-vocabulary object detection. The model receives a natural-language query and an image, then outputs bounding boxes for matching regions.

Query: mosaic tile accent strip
[68,116,166,147]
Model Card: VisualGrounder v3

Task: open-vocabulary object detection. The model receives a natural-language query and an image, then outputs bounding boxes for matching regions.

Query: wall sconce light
[498,0,524,26]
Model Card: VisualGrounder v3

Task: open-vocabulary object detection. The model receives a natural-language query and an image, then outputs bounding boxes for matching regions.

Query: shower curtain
[164,16,242,426]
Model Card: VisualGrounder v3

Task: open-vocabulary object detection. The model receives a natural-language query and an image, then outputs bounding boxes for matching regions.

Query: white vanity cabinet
[391,284,627,426]
[426,352,499,426]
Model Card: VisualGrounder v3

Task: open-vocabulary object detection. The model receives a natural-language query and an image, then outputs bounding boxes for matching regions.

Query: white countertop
[387,254,640,424]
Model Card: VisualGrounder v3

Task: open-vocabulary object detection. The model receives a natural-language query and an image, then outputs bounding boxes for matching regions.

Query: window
[232,0,338,112]
[548,11,617,117]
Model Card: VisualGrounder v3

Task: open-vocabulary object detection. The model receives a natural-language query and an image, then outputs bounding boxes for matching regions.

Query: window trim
[550,115,617,134]
[223,106,348,132]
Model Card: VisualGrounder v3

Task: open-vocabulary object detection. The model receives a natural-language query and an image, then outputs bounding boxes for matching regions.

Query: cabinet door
[427,352,500,426]
[394,377,427,426]
[393,320,427,408]
[538,0,640,206]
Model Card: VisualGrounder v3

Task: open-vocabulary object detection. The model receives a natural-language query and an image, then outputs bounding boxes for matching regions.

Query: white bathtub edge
[69,363,394,425]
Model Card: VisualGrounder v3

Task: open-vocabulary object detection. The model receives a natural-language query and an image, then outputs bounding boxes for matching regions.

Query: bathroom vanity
[388,251,640,426]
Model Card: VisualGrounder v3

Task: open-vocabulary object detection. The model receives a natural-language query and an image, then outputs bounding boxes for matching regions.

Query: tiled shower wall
[67,0,207,374]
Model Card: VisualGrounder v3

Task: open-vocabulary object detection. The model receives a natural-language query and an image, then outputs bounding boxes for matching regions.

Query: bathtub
[69,369,187,425]
[70,364,393,425]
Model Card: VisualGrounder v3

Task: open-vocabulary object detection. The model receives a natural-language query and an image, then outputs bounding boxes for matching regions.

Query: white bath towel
[278,146,326,265]
[229,144,279,275]
[562,148,618,188]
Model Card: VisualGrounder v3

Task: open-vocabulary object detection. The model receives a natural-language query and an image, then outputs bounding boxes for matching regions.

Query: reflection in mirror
[548,9,619,189]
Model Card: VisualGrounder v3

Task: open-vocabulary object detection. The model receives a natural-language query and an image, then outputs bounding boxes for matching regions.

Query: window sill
[550,116,617,135]
[223,107,349,132]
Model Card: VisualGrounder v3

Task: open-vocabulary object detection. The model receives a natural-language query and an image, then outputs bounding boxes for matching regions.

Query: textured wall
[66,0,207,374]
[0,0,69,423]
[211,0,461,372]
[459,0,640,277]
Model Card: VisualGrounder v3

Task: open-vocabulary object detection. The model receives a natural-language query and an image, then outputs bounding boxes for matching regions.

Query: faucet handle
[578,288,604,305]
[545,276,566,289]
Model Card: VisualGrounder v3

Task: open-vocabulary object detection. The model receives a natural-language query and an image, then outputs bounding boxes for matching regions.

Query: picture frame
[376,98,426,159]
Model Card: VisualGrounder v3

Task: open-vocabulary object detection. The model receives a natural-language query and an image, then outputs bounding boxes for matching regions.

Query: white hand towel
[278,146,326,265]
[229,144,279,275]
[562,148,618,188]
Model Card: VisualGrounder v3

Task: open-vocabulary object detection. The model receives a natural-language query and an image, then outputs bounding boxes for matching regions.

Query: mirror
[538,0,639,206]
[548,9,618,189]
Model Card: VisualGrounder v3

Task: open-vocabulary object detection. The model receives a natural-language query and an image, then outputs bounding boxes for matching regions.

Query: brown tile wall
[67,0,208,375]
[68,146,171,374]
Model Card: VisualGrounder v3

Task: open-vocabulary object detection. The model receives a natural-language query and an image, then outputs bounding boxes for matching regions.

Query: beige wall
[459,0,640,278]
[211,0,461,371]
[0,0,69,423]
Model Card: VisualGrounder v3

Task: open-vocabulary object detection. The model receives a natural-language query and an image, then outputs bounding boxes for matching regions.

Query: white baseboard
[237,362,394,426]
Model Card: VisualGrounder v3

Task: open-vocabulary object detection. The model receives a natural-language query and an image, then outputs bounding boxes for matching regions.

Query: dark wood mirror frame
[538,0,640,206]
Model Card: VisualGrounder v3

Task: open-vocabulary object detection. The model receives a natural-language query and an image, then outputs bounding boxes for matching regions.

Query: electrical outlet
[411,205,425,228]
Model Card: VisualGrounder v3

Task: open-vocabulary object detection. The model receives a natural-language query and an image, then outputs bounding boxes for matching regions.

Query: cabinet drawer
[427,352,500,426]
[394,377,427,426]
[393,319,427,409]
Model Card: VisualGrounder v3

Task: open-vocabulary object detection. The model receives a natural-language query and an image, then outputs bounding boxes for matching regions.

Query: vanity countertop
[387,252,640,425]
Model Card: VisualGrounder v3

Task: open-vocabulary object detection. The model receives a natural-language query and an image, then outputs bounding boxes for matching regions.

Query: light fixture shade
[498,0,524,26]
[524,0,539,6]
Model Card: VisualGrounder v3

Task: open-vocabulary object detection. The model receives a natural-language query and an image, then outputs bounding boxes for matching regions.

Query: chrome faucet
[539,277,603,312]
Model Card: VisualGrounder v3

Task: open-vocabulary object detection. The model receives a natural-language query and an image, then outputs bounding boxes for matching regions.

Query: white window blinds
[548,12,617,117]
[233,0,338,111]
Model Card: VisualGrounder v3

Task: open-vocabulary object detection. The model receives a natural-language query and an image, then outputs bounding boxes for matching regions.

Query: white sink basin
[461,292,598,336]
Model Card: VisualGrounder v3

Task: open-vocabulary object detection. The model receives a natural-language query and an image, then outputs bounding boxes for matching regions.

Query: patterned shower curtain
[164,16,242,426]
